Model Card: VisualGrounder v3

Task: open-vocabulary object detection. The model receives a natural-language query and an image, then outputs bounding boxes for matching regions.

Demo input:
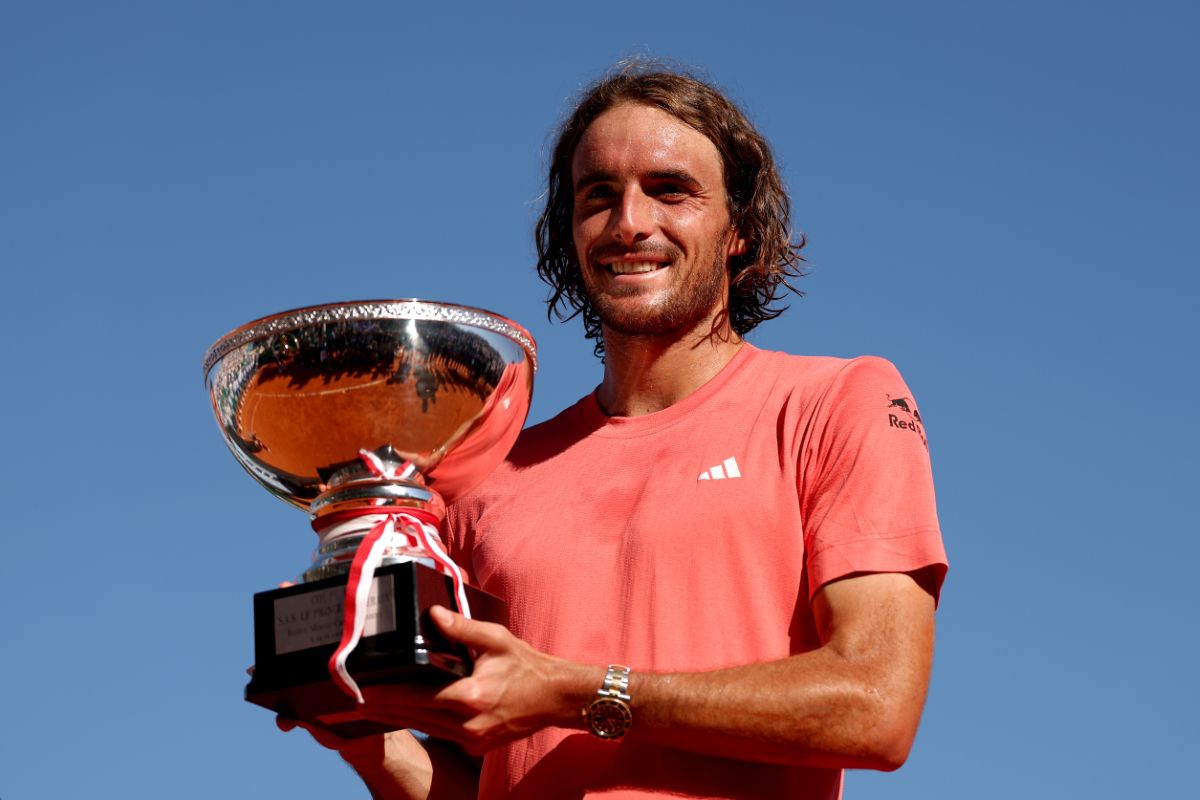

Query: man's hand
[355,605,600,755]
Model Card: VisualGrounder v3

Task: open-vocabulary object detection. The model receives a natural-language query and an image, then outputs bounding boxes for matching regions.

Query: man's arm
[626,571,936,769]
[281,719,480,799]
[354,569,937,770]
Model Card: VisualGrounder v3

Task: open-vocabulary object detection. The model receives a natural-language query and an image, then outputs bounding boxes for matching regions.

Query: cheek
[572,217,601,258]
[668,206,715,235]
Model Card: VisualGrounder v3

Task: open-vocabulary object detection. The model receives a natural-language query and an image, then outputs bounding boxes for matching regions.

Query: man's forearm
[551,573,936,770]
[340,730,479,800]
[621,644,927,770]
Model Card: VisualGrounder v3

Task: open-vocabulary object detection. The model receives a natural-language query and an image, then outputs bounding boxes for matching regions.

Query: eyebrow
[573,169,616,193]
[573,169,702,192]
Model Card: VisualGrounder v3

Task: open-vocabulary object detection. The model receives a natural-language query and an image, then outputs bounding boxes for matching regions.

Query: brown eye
[651,182,689,201]
[579,184,614,203]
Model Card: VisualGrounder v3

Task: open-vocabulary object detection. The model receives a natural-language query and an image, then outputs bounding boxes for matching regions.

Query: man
[288,65,947,799]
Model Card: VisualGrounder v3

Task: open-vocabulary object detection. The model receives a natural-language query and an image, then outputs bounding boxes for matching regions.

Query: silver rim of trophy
[203,299,537,376]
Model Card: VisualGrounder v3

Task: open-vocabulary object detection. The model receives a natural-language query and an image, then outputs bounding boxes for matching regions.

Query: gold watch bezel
[585,696,633,740]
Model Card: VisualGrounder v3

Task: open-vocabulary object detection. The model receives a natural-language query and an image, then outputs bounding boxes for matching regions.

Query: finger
[430,605,511,651]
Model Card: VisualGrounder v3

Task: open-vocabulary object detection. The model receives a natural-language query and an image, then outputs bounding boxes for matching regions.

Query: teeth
[609,261,663,274]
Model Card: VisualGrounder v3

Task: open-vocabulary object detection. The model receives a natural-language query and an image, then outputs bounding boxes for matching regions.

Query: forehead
[571,103,724,185]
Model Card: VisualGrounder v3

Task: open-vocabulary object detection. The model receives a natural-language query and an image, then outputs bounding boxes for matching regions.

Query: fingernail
[430,605,450,623]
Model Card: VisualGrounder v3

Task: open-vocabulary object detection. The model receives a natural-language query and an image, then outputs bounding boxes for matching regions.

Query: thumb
[430,604,509,651]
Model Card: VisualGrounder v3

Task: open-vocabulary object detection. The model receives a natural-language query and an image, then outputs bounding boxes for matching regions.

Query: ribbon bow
[322,449,472,703]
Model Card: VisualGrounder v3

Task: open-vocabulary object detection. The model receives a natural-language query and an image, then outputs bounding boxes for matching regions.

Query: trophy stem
[306,488,444,583]
[305,450,447,582]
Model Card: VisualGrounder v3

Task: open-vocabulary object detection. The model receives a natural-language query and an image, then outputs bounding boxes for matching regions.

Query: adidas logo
[698,457,741,481]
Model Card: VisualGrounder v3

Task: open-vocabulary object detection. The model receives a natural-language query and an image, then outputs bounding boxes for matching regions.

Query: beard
[582,240,730,340]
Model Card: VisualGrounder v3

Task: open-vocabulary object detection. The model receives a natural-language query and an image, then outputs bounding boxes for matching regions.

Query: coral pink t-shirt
[446,345,947,799]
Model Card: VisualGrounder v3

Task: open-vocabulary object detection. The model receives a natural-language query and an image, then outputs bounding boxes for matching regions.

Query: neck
[595,319,743,417]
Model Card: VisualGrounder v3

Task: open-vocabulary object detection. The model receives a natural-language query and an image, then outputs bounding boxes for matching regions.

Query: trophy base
[245,561,505,739]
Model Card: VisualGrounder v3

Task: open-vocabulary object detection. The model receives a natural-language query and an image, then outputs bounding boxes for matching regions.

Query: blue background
[2,1,1196,797]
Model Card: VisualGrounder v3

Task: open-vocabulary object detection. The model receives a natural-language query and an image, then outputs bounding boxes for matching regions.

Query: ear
[727,228,747,257]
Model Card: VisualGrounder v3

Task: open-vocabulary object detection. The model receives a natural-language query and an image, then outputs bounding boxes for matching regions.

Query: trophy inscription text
[273,575,396,655]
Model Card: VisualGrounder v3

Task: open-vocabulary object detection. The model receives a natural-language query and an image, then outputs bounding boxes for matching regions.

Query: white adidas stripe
[698,456,741,481]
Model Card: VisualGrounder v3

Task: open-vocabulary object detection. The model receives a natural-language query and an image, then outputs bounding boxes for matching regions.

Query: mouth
[606,260,669,275]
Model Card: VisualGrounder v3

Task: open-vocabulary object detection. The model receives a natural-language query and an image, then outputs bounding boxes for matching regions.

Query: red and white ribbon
[321,450,472,703]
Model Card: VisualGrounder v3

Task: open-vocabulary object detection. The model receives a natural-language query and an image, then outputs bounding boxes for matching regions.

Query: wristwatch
[583,664,633,740]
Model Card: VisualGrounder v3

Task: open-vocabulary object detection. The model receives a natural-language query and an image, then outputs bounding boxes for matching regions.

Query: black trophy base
[246,561,505,739]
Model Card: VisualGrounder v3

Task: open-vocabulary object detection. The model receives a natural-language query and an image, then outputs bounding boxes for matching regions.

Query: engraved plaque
[273,575,396,655]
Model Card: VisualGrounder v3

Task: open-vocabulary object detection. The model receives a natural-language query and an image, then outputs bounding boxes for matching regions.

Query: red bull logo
[887,394,926,447]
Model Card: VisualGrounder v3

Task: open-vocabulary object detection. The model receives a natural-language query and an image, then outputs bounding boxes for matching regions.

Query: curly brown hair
[535,63,806,356]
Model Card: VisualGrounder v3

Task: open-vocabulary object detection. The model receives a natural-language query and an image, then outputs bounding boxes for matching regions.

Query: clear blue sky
[2,1,1196,797]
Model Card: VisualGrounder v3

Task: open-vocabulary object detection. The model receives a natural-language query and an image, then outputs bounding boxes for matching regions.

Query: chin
[599,306,712,339]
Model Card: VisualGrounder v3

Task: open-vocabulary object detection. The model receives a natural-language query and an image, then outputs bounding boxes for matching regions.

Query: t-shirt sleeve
[799,356,947,603]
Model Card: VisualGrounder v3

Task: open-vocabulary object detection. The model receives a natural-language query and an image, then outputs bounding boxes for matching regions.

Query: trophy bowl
[204,300,535,736]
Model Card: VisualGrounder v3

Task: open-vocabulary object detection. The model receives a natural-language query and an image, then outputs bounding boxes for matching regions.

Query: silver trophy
[204,300,535,737]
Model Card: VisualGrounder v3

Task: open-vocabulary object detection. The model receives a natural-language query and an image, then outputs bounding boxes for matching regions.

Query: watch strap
[584,664,633,740]
[598,664,631,702]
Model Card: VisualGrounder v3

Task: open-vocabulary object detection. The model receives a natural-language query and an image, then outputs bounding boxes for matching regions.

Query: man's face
[570,103,745,341]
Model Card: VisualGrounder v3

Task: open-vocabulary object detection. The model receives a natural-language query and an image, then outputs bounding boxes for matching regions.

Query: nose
[611,186,655,244]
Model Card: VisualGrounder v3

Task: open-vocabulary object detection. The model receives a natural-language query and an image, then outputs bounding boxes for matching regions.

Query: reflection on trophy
[204,300,535,737]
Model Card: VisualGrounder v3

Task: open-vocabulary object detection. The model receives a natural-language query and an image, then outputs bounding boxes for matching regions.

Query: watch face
[588,697,632,740]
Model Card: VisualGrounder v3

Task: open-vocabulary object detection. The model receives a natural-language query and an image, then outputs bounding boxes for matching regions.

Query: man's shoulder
[748,346,844,372]
[743,346,905,392]
[734,349,922,434]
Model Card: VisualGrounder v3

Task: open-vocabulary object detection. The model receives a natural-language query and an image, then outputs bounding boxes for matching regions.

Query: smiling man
[294,65,948,799]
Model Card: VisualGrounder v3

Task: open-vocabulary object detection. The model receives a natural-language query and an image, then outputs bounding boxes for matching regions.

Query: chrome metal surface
[203,300,537,375]
[204,300,536,512]
[303,534,436,583]
[309,483,436,513]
